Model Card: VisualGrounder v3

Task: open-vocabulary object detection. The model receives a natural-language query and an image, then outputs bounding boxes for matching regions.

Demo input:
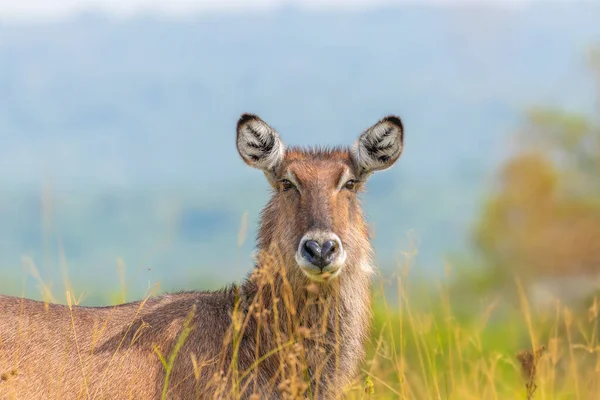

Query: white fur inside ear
[352,117,403,175]
[237,117,285,171]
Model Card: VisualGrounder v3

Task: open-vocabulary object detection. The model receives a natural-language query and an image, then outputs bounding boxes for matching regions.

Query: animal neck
[236,244,372,392]
[239,240,371,353]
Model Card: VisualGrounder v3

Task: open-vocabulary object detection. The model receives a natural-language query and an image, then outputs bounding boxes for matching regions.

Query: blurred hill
[1,2,599,301]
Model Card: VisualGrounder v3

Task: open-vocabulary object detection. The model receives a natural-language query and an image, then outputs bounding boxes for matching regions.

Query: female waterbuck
[0,114,404,399]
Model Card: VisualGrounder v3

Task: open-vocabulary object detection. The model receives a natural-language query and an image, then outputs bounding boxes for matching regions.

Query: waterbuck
[0,114,404,399]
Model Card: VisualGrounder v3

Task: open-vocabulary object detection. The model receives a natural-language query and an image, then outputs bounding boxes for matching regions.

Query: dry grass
[2,255,599,399]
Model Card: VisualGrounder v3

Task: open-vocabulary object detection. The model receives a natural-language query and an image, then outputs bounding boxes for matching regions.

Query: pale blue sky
[0,0,533,20]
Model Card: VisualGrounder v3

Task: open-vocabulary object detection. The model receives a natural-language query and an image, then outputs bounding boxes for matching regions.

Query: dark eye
[344,180,357,191]
[280,179,294,191]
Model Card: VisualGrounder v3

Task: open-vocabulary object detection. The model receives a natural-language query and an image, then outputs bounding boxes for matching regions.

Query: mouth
[300,266,342,282]
[298,265,342,282]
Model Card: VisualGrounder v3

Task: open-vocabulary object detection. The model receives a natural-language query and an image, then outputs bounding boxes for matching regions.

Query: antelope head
[236,114,404,282]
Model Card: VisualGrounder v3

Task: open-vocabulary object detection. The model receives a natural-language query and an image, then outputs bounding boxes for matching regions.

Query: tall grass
[3,256,599,399]
[360,272,599,399]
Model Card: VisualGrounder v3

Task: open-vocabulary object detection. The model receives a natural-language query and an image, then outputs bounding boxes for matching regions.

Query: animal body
[0,114,404,399]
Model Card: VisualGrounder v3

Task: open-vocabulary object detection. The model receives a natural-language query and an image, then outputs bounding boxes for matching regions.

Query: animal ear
[236,113,285,173]
[351,115,404,178]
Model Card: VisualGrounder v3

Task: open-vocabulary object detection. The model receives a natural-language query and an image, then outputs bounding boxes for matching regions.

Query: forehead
[281,147,354,182]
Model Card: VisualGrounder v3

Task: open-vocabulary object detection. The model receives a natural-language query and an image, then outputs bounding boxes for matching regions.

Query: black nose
[301,240,339,270]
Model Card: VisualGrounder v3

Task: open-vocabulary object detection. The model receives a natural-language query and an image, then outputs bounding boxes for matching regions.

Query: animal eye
[280,179,294,191]
[344,180,357,190]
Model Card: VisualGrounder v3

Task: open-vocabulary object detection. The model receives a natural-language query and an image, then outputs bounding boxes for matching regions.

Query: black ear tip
[237,113,260,129]
[381,115,403,130]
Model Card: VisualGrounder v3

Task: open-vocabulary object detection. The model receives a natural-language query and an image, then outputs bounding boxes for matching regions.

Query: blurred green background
[1,0,599,309]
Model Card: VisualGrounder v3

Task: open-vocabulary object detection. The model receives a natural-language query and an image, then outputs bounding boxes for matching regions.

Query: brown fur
[0,115,403,399]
